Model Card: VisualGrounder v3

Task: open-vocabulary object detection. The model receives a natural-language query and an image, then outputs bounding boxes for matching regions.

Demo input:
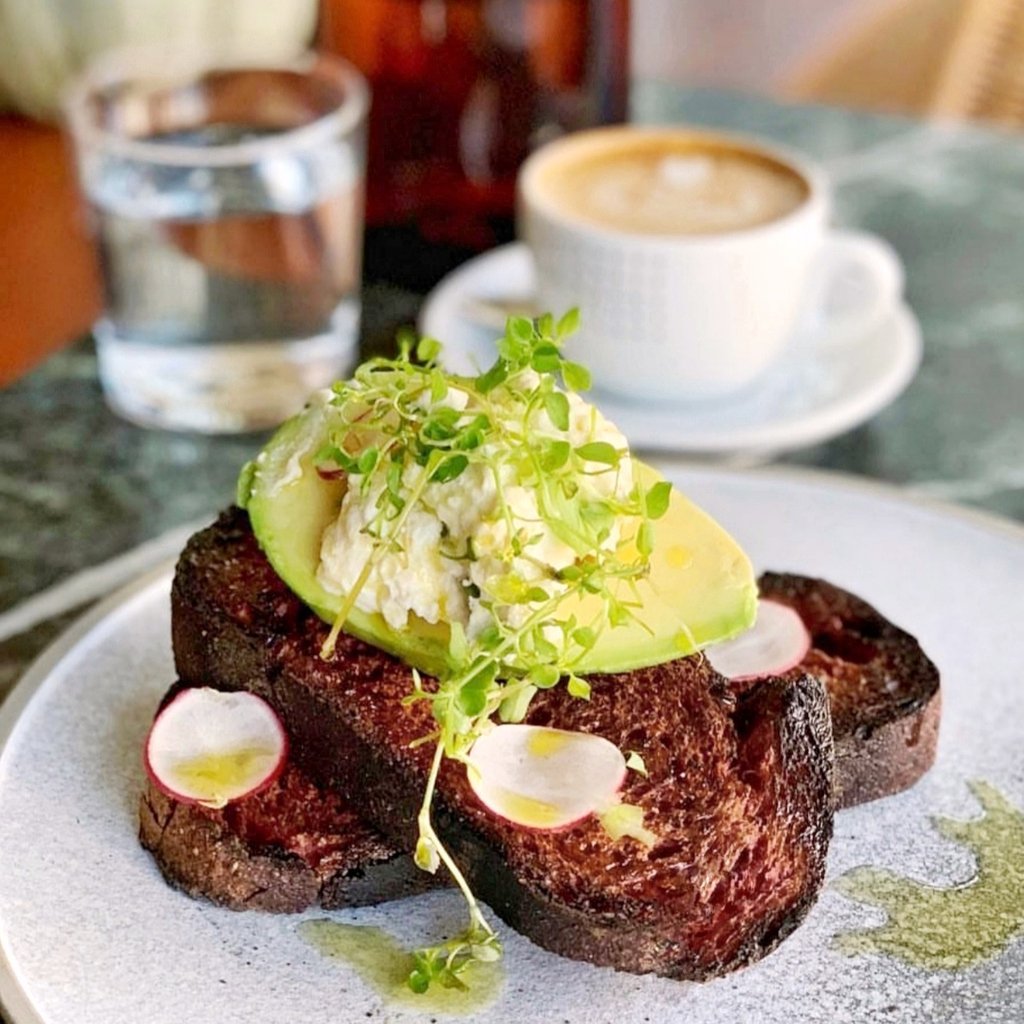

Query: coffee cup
[517,126,902,402]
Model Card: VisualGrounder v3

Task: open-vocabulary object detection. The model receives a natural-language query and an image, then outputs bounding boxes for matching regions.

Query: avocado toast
[158,509,833,979]
[139,319,938,987]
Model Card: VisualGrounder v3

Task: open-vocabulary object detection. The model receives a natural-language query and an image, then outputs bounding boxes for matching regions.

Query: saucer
[419,242,922,458]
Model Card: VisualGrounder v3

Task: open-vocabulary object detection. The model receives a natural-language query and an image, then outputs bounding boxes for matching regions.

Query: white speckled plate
[2,466,1023,1024]
[419,243,922,459]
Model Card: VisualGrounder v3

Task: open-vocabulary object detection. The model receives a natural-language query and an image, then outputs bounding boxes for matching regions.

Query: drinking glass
[65,50,368,432]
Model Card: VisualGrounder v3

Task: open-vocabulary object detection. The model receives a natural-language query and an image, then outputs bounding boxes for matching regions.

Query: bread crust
[758,572,941,809]
[167,510,834,979]
[139,759,430,913]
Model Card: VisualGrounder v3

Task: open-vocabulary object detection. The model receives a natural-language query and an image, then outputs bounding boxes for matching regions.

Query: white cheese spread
[315,378,633,636]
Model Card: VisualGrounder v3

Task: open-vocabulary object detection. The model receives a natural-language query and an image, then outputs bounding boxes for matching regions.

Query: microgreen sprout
[315,311,670,992]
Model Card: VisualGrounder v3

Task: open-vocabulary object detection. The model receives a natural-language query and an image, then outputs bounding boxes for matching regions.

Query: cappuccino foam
[536,140,808,235]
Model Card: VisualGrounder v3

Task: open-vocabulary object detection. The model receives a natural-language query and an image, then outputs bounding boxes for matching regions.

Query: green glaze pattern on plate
[834,780,1024,970]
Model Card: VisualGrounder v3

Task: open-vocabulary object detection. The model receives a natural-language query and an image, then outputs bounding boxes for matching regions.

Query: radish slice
[144,688,287,809]
[467,724,626,830]
[704,598,811,682]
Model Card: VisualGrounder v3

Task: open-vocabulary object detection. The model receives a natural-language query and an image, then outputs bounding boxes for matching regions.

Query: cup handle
[801,229,904,343]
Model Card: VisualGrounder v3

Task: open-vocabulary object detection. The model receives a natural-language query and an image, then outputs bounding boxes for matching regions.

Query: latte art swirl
[534,138,808,236]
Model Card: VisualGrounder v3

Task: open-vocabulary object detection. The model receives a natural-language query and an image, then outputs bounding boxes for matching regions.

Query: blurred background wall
[1,0,1017,126]
[632,0,892,95]
[632,0,1023,125]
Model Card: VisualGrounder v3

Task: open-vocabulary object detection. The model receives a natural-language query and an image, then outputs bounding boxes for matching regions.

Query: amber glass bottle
[319,0,629,257]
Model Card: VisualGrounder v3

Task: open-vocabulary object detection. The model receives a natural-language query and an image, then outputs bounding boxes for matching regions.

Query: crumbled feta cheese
[315,384,634,636]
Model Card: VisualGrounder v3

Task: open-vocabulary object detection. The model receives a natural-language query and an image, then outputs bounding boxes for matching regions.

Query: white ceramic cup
[518,126,903,402]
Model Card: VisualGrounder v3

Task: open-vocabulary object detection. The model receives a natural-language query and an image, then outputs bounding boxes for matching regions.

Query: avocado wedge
[241,400,757,677]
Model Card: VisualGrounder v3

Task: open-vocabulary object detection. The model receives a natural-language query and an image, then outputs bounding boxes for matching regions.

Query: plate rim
[1,464,1022,1024]
[0,565,173,1024]
[417,240,922,455]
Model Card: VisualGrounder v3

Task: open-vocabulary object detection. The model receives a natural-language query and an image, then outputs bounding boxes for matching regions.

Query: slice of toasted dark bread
[139,753,433,912]
[139,682,428,913]
[758,571,940,809]
[169,510,834,980]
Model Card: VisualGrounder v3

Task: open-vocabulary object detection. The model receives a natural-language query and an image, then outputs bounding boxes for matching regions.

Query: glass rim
[63,47,369,168]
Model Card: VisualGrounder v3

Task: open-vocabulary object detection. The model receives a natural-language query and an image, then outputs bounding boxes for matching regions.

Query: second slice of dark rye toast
[146,509,938,977]
[758,572,940,809]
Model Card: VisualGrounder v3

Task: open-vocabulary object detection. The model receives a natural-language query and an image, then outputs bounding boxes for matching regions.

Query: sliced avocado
[561,462,758,673]
[244,402,756,677]
[243,404,450,672]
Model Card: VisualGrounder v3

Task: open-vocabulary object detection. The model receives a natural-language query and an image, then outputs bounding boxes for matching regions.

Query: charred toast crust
[139,682,430,914]
[758,571,941,809]
[139,743,430,913]
[170,510,834,979]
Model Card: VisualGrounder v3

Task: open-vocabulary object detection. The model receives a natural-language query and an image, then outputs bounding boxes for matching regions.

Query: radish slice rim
[704,598,811,682]
[144,687,288,809]
[466,724,626,831]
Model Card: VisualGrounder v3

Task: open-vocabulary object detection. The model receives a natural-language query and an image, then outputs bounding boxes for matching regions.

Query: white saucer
[419,243,922,458]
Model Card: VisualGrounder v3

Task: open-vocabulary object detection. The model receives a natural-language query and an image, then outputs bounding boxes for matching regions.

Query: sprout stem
[417,738,496,937]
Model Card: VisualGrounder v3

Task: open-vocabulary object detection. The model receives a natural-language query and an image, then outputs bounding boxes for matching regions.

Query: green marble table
[3,87,1024,706]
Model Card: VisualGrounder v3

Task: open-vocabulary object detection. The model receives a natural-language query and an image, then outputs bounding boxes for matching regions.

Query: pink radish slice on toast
[467,724,627,830]
[704,598,811,682]
[144,688,287,809]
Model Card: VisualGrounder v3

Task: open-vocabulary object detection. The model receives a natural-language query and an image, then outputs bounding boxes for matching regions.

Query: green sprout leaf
[572,626,597,650]
[456,677,490,716]
[608,599,632,628]
[448,621,468,666]
[531,342,562,373]
[598,802,656,848]
[415,835,440,873]
[567,675,591,700]
[636,521,655,557]
[416,336,443,364]
[509,315,535,343]
[407,926,503,994]
[625,751,648,776]
[528,664,561,689]
[397,326,416,360]
[357,446,379,475]
[408,969,431,994]
[475,360,508,394]
[645,481,673,520]
[556,307,581,338]
[499,684,537,722]
[575,441,619,466]
[561,360,591,392]
[432,454,469,483]
[543,391,571,431]
[430,370,449,403]
[538,439,571,472]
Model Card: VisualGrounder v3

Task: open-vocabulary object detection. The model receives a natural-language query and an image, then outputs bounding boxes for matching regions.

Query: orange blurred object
[0,116,101,385]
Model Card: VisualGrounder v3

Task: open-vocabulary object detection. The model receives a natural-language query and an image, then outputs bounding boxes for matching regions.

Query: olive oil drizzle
[833,780,1024,970]
[298,920,503,1013]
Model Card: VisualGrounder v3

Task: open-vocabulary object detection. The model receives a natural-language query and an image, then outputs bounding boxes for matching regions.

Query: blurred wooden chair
[787,0,1024,129]
[929,0,1024,125]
